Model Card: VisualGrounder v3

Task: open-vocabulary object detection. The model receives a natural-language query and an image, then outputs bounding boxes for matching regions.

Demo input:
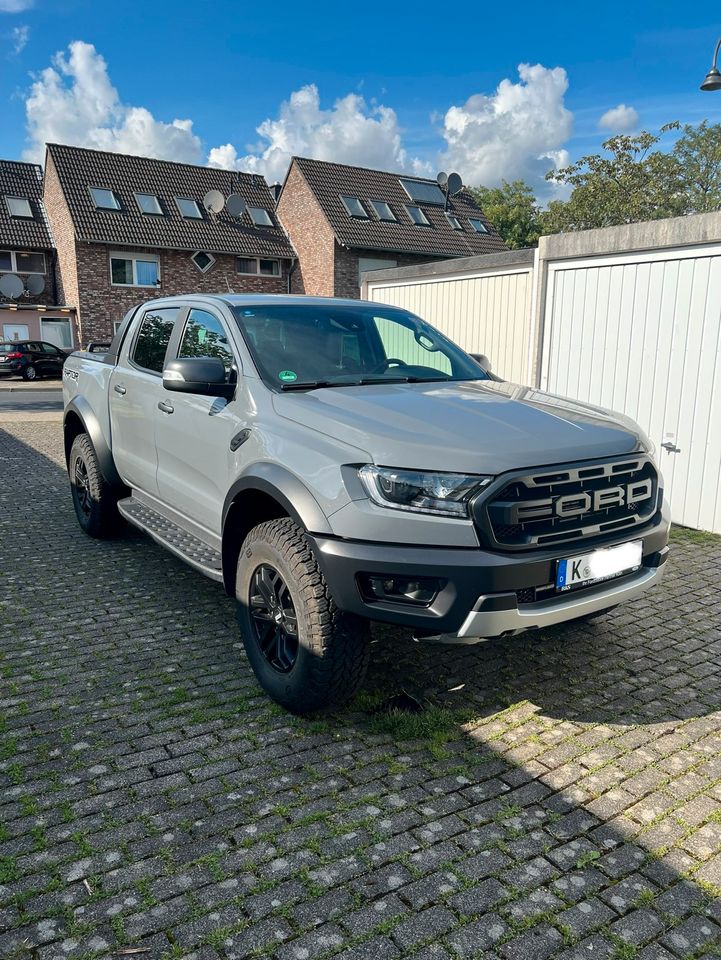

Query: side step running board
[118,497,223,582]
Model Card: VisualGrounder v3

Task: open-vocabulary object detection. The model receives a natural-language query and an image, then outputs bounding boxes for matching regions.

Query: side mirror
[469,353,492,371]
[163,357,235,399]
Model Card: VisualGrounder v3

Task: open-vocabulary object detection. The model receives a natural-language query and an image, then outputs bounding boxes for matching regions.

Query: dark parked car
[0,340,69,380]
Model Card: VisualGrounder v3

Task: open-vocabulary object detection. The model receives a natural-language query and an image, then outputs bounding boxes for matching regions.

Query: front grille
[476,455,659,551]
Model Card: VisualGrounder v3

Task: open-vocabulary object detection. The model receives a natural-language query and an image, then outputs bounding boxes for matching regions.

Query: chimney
[269,183,282,206]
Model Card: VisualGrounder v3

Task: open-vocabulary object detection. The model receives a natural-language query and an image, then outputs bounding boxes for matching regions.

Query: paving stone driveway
[1,420,721,960]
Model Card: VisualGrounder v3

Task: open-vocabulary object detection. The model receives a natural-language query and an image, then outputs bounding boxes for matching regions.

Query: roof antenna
[437,170,462,210]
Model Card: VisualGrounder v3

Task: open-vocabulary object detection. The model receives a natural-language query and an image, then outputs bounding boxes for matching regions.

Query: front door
[109,305,179,495]
[155,307,240,536]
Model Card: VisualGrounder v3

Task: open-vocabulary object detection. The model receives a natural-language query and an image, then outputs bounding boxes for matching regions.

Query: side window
[373,317,452,375]
[132,308,177,373]
[178,309,235,380]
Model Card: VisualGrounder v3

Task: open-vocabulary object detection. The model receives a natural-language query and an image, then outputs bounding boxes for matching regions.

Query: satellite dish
[26,275,45,296]
[203,189,225,214]
[447,172,463,195]
[0,274,24,299]
[436,171,448,188]
[225,194,247,218]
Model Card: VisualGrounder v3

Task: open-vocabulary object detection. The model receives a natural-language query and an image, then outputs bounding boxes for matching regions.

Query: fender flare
[64,396,122,487]
[222,463,333,536]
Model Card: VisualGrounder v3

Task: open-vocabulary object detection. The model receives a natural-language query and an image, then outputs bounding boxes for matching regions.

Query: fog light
[359,574,445,606]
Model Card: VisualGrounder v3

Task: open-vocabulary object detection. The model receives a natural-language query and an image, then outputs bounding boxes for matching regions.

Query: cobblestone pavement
[1,421,720,960]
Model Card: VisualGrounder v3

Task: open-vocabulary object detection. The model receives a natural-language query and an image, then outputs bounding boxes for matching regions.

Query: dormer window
[370,200,396,222]
[135,193,163,215]
[90,187,120,210]
[405,205,431,226]
[5,196,33,219]
[445,212,463,230]
[468,217,489,234]
[248,206,274,227]
[175,197,202,219]
[340,196,368,219]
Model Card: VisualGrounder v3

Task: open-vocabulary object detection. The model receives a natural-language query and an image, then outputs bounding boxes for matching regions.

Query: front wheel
[68,433,123,538]
[236,518,370,713]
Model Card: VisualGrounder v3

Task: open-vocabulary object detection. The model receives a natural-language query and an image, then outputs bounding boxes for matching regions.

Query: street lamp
[700,37,721,91]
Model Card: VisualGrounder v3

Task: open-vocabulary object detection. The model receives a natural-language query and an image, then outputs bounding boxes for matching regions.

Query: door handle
[113,384,126,395]
[158,400,174,414]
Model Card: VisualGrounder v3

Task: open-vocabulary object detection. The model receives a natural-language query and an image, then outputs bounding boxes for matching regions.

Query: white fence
[363,212,721,534]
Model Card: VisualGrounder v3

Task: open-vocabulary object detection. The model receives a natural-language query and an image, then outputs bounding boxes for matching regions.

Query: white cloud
[438,63,573,193]
[0,0,32,11]
[598,103,639,133]
[10,23,28,54]
[23,41,203,165]
[208,83,429,182]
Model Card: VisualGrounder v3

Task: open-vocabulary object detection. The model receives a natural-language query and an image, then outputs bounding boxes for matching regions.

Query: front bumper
[308,503,670,642]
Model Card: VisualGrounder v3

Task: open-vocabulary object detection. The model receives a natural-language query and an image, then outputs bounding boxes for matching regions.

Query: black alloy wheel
[248,563,299,672]
[73,455,92,517]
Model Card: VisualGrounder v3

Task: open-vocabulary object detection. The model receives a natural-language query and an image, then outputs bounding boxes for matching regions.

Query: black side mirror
[163,357,235,399]
[470,353,492,371]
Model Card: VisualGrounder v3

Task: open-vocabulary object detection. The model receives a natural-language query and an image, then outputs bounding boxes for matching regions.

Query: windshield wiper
[279,375,452,391]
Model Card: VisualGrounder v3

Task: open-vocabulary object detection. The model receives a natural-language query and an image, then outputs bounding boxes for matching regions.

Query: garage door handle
[113,384,126,395]
[158,400,174,414]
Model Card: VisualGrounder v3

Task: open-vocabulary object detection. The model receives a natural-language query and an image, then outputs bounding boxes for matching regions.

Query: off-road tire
[69,433,123,538]
[236,518,370,713]
[22,365,37,381]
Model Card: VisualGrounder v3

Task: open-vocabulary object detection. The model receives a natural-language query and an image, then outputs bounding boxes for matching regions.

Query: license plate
[556,540,642,592]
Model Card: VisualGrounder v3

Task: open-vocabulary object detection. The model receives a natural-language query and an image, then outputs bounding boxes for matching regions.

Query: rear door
[109,305,180,495]
[39,342,65,376]
[155,306,240,536]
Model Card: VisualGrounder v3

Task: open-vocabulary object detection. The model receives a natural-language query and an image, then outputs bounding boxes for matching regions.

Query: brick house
[0,159,78,348]
[43,144,296,343]
[276,157,505,299]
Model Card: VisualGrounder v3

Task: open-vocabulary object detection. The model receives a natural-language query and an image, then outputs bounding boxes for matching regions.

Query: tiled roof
[46,144,295,259]
[289,157,506,258]
[0,160,53,251]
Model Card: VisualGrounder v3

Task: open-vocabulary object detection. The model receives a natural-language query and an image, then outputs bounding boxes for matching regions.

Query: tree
[540,124,684,234]
[673,120,721,213]
[469,180,543,249]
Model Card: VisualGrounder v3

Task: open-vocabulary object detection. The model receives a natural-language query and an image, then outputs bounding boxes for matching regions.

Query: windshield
[232,303,488,389]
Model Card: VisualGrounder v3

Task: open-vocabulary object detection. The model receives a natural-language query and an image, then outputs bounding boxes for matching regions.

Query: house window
[110,252,160,287]
[175,197,202,218]
[468,217,489,233]
[370,200,396,222]
[90,187,121,210]
[5,197,33,219]
[248,206,274,227]
[237,257,280,276]
[191,251,215,273]
[405,205,431,226]
[445,212,463,230]
[340,196,368,219]
[399,178,446,205]
[0,250,45,274]
[135,193,163,215]
[41,318,73,349]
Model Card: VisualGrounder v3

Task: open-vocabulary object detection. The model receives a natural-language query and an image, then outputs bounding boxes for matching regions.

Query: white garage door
[541,248,721,533]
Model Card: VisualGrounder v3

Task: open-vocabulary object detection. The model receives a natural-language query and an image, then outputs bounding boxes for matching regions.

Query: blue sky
[2,0,720,197]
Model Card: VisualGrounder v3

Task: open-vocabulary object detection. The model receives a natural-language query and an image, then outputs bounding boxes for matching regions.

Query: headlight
[358,465,492,518]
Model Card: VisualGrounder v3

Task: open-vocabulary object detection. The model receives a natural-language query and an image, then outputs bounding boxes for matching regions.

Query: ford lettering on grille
[476,457,660,550]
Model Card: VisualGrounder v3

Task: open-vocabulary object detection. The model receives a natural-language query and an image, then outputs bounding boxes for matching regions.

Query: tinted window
[0,343,19,354]
[178,309,234,378]
[40,342,62,354]
[25,342,41,352]
[132,309,177,373]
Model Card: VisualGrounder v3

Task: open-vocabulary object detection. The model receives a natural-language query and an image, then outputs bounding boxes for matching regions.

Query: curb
[0,382,63,392]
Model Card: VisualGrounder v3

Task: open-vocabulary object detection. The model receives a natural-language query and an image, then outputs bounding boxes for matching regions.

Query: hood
[274,379,646,475]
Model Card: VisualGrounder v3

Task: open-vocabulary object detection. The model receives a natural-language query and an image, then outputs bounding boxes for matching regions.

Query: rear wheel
[69,433,122,538]
[236,518,370,713]
[22,364,36,381]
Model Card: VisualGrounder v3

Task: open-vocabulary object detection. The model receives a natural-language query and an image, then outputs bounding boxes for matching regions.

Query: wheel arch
[64,397,122,487]
[221,466,333,596]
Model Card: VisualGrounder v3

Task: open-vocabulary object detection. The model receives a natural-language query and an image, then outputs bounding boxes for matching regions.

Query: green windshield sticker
[278,369,298,382]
